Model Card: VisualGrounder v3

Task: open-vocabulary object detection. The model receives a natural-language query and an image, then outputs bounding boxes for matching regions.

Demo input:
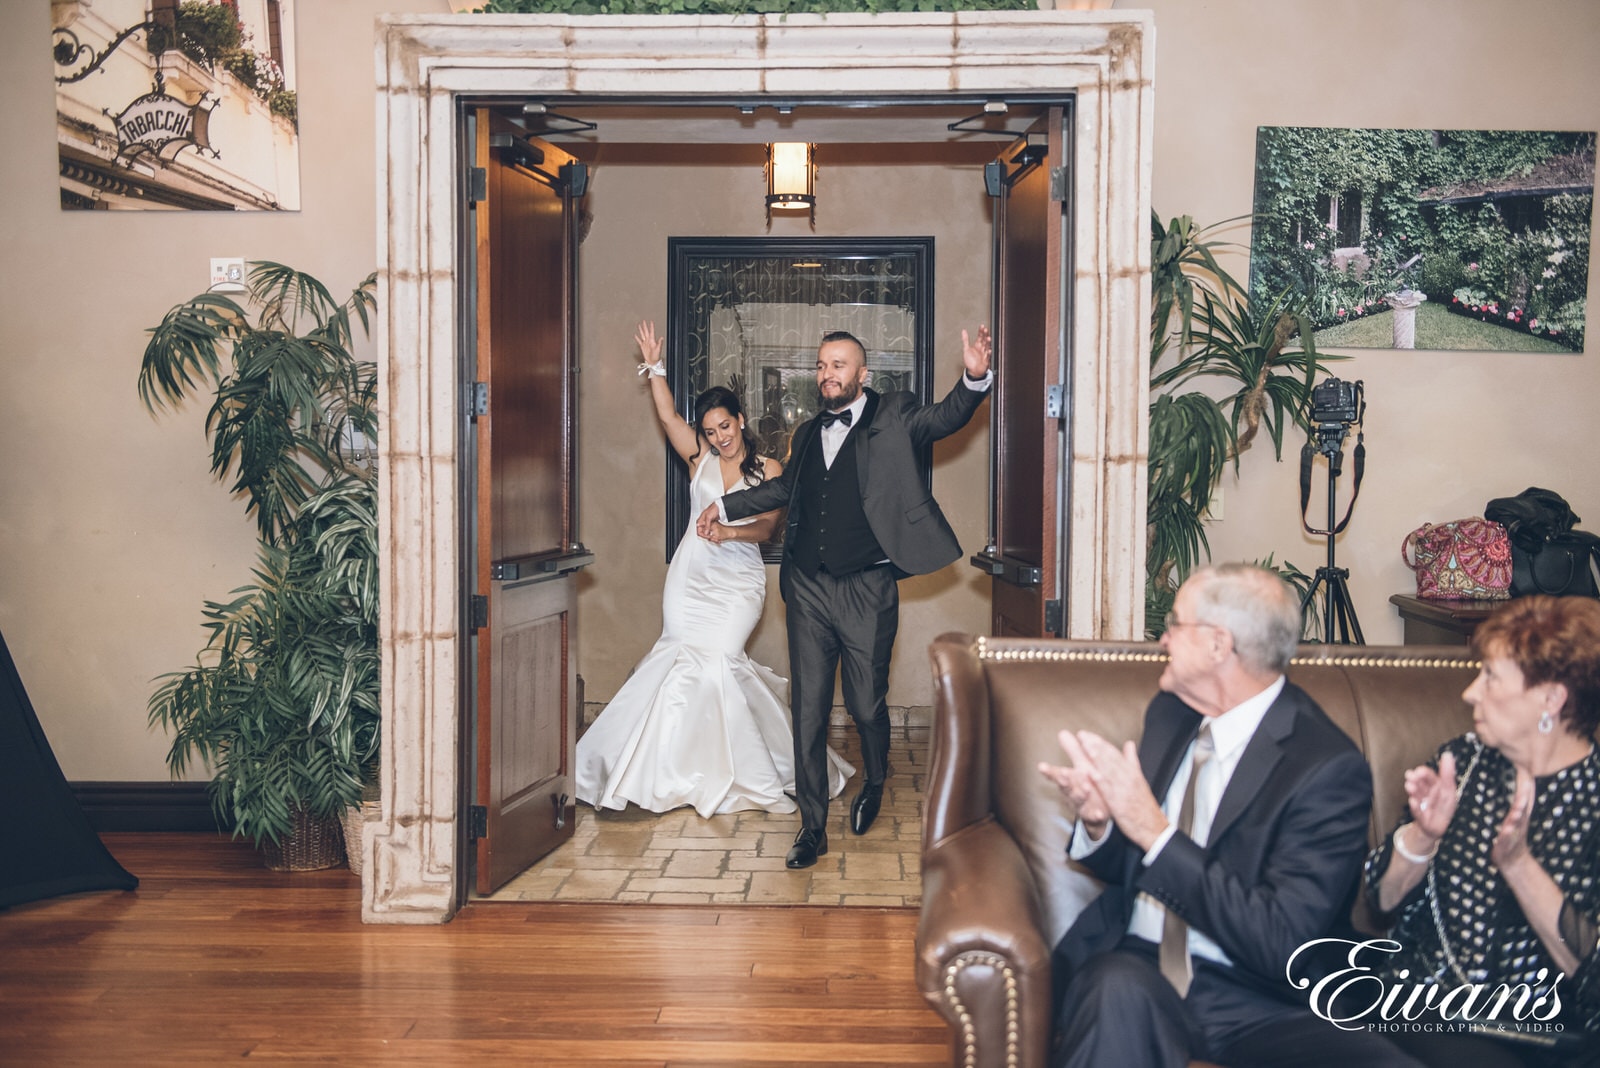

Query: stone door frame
[368,11,1153,923]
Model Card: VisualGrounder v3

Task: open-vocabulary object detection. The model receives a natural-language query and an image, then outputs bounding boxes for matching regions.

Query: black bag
[1509,531,1600,597]
[1485,488,1600,597]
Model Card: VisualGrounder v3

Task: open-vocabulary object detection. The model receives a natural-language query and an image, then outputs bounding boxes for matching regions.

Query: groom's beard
[820,378,862,411]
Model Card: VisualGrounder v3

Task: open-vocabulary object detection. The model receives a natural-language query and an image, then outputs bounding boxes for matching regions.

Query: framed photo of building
[54,0,300,211]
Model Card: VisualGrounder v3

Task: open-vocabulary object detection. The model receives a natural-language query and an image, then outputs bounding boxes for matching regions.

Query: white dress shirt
[1069,675,1284,968]
[817,391,870,468]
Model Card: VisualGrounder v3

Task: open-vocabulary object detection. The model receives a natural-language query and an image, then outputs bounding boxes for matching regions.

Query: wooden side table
[1389,594,1503,647]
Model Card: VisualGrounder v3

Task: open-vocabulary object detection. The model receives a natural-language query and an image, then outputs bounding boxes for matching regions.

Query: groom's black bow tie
[819,409,853,428]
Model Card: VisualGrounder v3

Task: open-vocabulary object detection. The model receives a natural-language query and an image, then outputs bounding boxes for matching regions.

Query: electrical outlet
[209,257,246,292]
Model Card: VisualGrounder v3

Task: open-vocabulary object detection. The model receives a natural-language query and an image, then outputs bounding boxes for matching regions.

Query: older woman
[1366,595,1600,1067]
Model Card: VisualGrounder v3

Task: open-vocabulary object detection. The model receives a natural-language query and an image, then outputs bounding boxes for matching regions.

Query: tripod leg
[1327,574,1365,645]
[1300,574,1325,614]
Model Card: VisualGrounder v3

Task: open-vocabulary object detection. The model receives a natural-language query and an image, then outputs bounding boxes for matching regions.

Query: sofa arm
[918,818,1055,1068]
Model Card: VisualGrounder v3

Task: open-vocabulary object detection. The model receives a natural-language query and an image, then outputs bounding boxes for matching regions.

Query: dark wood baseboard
[70,782,222,833]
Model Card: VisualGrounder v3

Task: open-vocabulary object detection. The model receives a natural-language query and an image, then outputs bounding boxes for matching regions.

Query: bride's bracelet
[1393,824,1438,864]
[637,360,666,378]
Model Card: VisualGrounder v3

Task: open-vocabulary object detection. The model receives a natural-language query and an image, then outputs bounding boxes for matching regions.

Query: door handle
[492,545,595,582]
[969,551,1042,587]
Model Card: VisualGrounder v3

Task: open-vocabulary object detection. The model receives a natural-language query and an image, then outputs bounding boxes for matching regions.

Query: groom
[698,327,992,868]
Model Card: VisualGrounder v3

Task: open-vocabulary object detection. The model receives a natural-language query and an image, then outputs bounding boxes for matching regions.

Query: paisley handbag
[1401,518,1513,601]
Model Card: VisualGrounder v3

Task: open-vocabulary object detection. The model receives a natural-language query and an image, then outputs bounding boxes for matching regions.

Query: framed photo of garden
[1248,127,1594,352]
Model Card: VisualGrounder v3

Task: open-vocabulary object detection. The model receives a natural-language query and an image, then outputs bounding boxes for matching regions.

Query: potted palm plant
[138,263,379,869]
[1146,213,1334,635]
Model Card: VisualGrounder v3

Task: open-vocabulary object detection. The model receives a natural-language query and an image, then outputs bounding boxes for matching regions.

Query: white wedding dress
[576,452,853,817]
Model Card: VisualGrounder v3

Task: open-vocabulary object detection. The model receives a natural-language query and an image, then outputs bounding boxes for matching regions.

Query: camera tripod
[1300,424,1365,644]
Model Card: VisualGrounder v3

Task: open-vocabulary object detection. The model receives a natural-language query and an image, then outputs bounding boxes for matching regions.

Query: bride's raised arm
[634,320,701,464]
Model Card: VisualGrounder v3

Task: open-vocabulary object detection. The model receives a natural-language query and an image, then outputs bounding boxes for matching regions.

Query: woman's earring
[1538,709,1555,735]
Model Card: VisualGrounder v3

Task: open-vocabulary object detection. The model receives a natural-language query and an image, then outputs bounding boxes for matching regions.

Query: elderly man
[1039,563,1417,1068]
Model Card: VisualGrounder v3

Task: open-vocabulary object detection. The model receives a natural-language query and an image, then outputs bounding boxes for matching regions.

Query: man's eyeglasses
[1163,612,1217,632]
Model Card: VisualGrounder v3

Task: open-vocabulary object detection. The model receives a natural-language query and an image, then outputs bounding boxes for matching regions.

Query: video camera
[1310,377,1364,431]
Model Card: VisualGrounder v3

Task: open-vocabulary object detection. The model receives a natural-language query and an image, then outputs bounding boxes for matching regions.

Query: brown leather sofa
[916,634,1480,1068]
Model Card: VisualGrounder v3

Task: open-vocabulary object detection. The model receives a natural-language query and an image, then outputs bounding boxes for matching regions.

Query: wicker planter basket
[261,806,347,871]
[341,799,380,877]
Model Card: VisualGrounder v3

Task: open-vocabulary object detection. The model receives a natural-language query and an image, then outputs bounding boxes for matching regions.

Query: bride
[576,322,852,817]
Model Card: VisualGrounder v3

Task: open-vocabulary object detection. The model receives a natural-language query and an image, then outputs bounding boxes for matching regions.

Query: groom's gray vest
[789,427,884,577]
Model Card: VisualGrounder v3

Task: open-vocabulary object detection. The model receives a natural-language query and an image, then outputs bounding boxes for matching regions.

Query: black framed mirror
[664,237,935,563]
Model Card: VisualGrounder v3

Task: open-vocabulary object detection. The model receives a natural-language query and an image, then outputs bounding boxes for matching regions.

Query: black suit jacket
[1053,682,1373,1001]
[722,379,987,582]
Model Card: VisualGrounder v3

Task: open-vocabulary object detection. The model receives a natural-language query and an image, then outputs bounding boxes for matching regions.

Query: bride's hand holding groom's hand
[696,503,721,540]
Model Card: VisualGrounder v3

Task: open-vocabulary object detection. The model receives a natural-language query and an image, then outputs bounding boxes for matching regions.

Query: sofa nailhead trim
[943,951,1019,1068]
[973,636,1477,671]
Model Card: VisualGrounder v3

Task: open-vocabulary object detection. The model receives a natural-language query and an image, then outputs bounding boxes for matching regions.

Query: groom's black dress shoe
[850,781,884,836]
[786,827,827,869]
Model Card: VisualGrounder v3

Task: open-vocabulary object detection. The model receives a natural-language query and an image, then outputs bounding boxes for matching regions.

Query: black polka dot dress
[1365,733,1600,1037]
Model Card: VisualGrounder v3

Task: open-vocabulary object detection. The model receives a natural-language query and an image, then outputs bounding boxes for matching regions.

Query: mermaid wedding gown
[576,452,853,817]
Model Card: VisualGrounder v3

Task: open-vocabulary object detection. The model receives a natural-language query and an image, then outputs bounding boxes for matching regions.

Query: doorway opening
[461,95,1063,900]
[370,14,1152,923]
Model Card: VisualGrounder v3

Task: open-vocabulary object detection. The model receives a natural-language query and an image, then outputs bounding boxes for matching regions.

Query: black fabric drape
[0,626,137,907]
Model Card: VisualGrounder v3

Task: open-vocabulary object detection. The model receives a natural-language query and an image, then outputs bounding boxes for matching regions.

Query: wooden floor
[0,833,950,1066]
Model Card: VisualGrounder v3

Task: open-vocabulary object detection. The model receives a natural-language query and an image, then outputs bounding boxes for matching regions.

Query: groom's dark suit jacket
[722,381,986,583]
[1053,682,1373,1011]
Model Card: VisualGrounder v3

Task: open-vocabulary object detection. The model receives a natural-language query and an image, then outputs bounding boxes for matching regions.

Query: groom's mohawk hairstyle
[820,330,867,361]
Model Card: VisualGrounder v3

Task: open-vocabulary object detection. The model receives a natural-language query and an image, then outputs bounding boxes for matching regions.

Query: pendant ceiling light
[766,141,815,226]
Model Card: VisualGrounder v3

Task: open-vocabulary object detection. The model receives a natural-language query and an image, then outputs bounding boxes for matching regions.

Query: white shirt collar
[1203,674,1284,764]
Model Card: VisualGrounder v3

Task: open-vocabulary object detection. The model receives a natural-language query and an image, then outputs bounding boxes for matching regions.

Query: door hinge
[468,166,487,204]
[470,381,489,419]
[469,593,489,631]
[1044,599,1064,635]
[1049,166,1069,203]
[1046,383,1066,419]
[468,804,488,841]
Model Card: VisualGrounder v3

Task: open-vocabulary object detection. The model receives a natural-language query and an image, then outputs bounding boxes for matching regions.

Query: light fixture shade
[766,142,815,210]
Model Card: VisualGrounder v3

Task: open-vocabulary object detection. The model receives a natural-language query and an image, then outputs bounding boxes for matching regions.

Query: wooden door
[973,109,1069,637]
[470,110,593,896]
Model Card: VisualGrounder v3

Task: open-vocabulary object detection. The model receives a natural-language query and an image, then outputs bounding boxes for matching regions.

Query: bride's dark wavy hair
[695,386,767,487]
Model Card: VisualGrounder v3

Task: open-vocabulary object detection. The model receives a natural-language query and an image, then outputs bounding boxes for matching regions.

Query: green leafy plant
[268,88,298,130]
[148,1,293,122]
[138,264,380,846]
[1146,213,1335,635]
[147,0,242,68]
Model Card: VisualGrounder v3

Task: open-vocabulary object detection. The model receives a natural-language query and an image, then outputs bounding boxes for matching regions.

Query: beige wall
[5,0,1598,781]
[574,150,994,705]
[1118,0,1600,642]
[1,0,450,783]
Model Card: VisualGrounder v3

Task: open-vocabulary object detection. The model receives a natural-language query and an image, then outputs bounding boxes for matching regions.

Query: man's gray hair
[1186,563,1302,674]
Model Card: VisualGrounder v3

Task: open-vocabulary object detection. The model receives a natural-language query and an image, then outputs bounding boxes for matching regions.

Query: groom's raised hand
[962,325,993,379]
